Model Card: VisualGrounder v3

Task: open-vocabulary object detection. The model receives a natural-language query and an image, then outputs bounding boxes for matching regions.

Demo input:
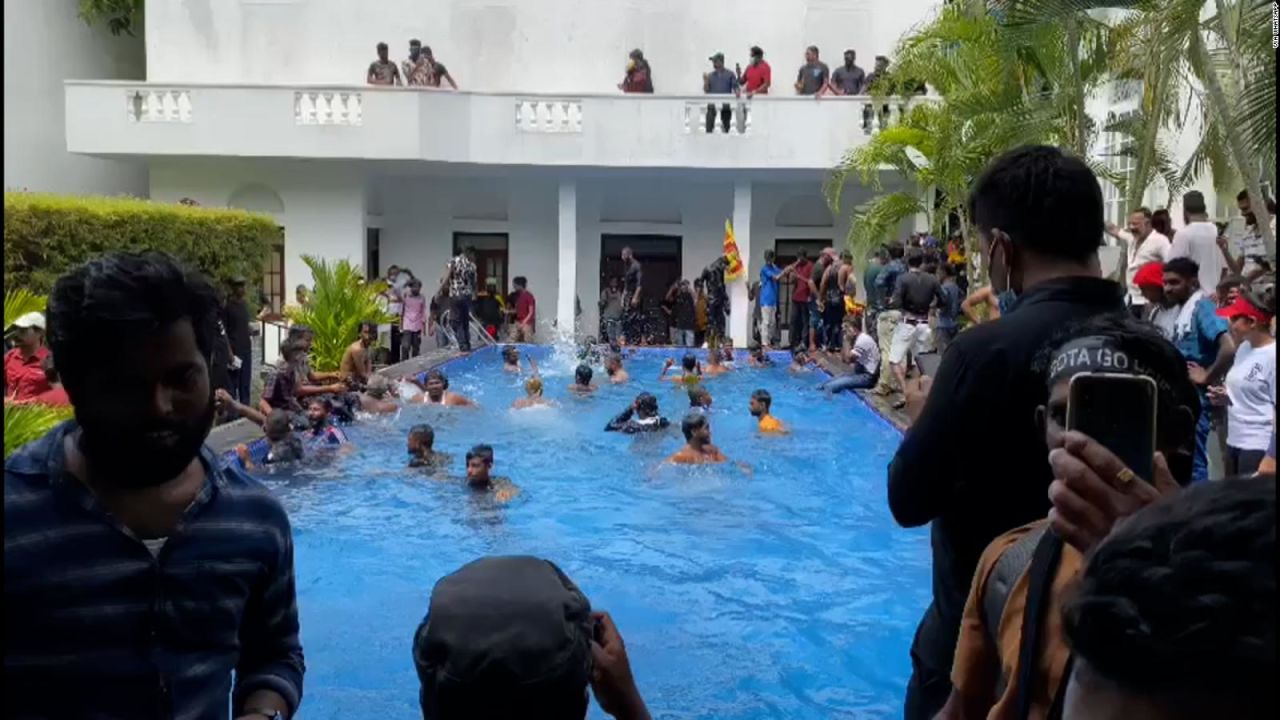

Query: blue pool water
[260,345,931,719]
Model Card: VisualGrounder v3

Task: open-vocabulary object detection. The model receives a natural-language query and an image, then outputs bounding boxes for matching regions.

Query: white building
[55,0,944,349]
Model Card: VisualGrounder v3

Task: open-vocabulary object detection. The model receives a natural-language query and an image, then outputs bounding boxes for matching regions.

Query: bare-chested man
[409,369,475,406]
[339,321,377,389]
[666,413,727,464]
[512,358,555,409]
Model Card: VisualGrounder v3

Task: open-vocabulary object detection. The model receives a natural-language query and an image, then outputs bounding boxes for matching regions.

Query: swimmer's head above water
[681,353,698,373]
[688,387,712,409]
[634,392,659,419]
[407,423,435,456]
[501,346,519,365]
[604,353,623,375]
[465,444,495,486]
[749,389,772,418]
[307,398,333,428]
[574,364,593,386]
[424,369,448,400]
[265,409,293,442]
[365,374,394,400]
[525,376,544,396]
[681,413,711,444]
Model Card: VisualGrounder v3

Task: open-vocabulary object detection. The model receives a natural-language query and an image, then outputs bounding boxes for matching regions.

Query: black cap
[414,556,594,719]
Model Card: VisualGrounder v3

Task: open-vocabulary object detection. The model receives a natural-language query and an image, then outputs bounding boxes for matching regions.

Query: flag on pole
[723,218,744,282]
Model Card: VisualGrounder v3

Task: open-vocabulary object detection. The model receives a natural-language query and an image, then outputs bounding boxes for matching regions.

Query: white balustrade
[683,100,752,136]
[514,99,583,133]
[126,89,192,123]
[294,91,363,126]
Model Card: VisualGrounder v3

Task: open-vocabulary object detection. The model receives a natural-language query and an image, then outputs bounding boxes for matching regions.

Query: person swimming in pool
[411,369,475,406]
[568,364,598,395]
[501,345,521,373]
[660,353,703,385]
[702,346,731,376]
[359,374,401,414]
[234,409,304,471]
[749,389,787,433]
[688,386,713,410]
[513,357,555,409]
[721,338,736,366]
[605,392,671,433]
[747,345,775,367]
[302,397,349,448]
[789,348,814,374]
[465,444,519,502]
[666,413,727,464]
[604,352,629,384]
[407,423,451,470]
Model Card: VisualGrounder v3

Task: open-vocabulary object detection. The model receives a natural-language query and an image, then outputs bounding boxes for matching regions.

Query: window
[262,230,285,313]
[1099,121,1137,228]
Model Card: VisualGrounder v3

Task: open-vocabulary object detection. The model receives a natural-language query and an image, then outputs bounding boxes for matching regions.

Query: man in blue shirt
[703,52,740,133]
[1162,257,1237,482]
[872,244,907,395]
[758,249,787,349]
[5,252,304,720]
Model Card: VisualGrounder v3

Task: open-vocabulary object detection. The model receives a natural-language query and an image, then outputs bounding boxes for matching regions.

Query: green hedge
[4,192,279,294]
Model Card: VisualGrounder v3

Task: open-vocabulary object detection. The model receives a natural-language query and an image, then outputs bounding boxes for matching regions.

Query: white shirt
[1124,230,1170,305]
[1232,218,1272,275]
[1225,340,1276,451]
[1148,304,1178,340]
[1169,221,1227,295]
[852,332,879,375]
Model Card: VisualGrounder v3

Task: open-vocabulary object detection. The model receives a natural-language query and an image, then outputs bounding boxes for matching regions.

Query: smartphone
[916,352,942,378]
[1066,373,1157,483]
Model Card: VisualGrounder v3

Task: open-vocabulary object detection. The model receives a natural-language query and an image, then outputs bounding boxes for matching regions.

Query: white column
[556,179,578,338]
[729,179,753,347]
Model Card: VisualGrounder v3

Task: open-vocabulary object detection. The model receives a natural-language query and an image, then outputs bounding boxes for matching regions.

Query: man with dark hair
[511,276,536,342]
[413,556,650,719]
[667,413,727,464]
[605,392,670,433]
[862,55,892,132]
[788,249,815,350]
[758,250,786,350]
[411,368,475,406]
[942,313,1200,720]
[1168,190,1226,296]
[402,278,428,359]
[224,277,255,403]
[699,254,732,347]
[1060,477,1275,720]
[403,38,434,86]
[1221,188,1276,278]
[934,262,963,353]
[367,41,402,85]
[463,444,518,501]
[888,145,1124,720]
[748,388,786,433]
[871,244,907,396]
[445,246,477,351]
[737,45,771,97]
[887,251,945,402]
[421,46,457,89]
[703,52,740,133]
[794,45,830,95]
[1106,206,1171,316]
[830,49,866,95]
[6,252,304,719]
[407,423,450,469]
[620,246,644,345]
[1162,256,1235,481]
[339,320,377,389]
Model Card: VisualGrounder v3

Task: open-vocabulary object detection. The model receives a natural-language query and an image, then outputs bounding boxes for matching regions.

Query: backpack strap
[1012,531,1065,720]
[984,524,1047,699]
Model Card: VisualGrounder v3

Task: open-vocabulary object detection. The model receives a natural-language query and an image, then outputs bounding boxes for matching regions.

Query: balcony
[65,81,936,171]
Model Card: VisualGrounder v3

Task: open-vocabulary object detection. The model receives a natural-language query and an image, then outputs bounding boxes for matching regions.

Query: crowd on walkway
[4,146,1276,720]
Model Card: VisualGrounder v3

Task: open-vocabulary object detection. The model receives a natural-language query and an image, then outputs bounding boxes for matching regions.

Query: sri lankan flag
[723,219,745,282]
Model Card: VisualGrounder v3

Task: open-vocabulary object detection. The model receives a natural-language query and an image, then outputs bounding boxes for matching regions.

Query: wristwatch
[243,710,284,720]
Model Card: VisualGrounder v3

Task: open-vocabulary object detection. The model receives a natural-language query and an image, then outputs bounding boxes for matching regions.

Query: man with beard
[4,252,304,719]
[339,321,377,389]
[887,146,1125,720]
[410,368,475,407]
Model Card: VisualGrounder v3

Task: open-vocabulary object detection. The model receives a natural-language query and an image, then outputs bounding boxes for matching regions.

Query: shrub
[4,192,278,295]
[285,255,395,372]
[4,403,74,459]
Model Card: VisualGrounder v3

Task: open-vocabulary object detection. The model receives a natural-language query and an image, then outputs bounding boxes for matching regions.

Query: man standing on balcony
[403,39,434,87]
[794,45,830,96]
[862,55,892,132]
[830,49,867,96]
[446,247,477,352]
[422,46,458,90]
[620,247,644,345]
[703,52,740,134]
[367,42,402,86]
[737,46,772,97]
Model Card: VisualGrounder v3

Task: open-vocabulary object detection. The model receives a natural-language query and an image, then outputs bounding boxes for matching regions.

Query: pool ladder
[438,311,498,350]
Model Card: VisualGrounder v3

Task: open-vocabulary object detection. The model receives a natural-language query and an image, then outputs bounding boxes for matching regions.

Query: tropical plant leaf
[4,289,46,329]
[283,256,396,372]
[4,402,73,459]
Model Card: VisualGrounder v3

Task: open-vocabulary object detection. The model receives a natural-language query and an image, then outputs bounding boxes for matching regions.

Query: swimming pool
[260,345,931,719]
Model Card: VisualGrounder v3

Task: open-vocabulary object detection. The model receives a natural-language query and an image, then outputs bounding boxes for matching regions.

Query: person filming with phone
[939,312,1201,720]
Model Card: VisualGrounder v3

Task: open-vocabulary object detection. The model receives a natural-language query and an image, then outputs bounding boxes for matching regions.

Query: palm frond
[4,289,46,329]
[284,256,395,371]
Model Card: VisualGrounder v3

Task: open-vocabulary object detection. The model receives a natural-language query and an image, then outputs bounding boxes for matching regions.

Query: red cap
[1133,261,1165,289]
[1216,295,1271,323]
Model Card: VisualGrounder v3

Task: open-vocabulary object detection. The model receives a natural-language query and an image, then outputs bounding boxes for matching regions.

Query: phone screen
[1066,373,1157,483]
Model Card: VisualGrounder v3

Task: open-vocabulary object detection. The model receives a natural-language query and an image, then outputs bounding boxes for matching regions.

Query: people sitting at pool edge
[514,357,555,409]
[605,392,670,433]
[667,413,727,464]
[940,313,1201,720]
[749,389,786,433]
[570,363,598,394]
[465,444,519,502]
[407,423,451,470]
[413,556,651,720]
[411,368,475,406]
[819,321,879,396]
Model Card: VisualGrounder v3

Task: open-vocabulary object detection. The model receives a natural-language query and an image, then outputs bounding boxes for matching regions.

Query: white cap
[11,311,45,330]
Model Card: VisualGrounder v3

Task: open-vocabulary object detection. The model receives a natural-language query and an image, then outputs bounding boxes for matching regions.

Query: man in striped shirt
[4,252,304,720]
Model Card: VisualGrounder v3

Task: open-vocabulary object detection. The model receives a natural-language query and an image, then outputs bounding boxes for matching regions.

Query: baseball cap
[10,312,45,330]
[1216,293,1272,323]
[1133,261,1165,290]
[414,556,594,719]
[709,52,725,62]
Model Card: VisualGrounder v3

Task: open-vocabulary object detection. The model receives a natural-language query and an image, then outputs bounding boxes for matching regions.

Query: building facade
[60,0,941,349]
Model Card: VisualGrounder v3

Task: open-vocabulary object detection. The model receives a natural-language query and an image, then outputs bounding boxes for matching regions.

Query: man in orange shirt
[748,388,787,433]
[940,314,1198,720]
[5,312,51,402]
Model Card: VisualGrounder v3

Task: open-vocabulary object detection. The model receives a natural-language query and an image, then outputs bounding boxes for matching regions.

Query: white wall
[146,0,940,92]
[4,0,148,195]
[148,159,367,295]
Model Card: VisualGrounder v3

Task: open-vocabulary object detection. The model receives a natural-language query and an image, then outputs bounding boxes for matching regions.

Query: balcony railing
[68,81,938,170]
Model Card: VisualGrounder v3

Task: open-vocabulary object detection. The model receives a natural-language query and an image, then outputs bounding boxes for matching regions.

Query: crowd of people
[5,145,1276,720]
[366,39,458,89]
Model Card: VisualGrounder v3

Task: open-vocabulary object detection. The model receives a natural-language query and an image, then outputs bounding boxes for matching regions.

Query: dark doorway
[453,233,510,296]
[365,227,381,281]
[774,239,830,346]
[601,234,682,345]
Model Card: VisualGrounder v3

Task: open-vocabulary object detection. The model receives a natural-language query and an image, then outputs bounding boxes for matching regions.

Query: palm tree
[284,256,395,371]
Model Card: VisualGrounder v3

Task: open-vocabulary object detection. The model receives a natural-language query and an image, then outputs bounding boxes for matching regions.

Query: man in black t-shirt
[223,277,254,404]
[700,256,731,346]
[887,253,945,395]
[890,146,1125,720]
[620,247,644,345]
[830,50,866,95]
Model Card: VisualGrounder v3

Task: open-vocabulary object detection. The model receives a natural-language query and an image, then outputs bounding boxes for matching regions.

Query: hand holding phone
[1066,372,1157,483]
